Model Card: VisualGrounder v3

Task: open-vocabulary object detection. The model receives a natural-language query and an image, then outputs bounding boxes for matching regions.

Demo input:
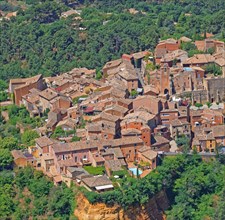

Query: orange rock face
[74,190,169,220]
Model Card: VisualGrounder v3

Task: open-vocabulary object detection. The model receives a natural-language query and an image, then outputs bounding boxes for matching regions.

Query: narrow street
[135,68,145,88]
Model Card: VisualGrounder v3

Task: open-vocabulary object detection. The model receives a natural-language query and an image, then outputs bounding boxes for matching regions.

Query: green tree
[15,166,34,189]
[130,89,138,97]
[32,196,48,216]
[48,185,74,217]
[52,126,65,138]
[95,71,102,80]
[7,105,20,118]
[0,92,8,102]
[0,185,15,218]
[176,135,190,153]
[204,64,222,76]
[29,176,53,198]
[0,148,13,170]
[71,136,81,142]
[0,137,18,151]
[21,130,39,146]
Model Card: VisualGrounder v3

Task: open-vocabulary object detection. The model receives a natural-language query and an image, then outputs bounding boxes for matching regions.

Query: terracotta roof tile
[82,175,112,187]
[212,125,225,137]
[141,150,158,160]
[184,54,215,65]
[39,88,58,101]
[35,136,54,148]
[105,159,125,172]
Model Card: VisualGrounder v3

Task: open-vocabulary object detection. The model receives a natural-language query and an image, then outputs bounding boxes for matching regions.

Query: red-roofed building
[83,106,94,115]
[10,74,46,106]
[122,54,133,62]
[155,38,180,64]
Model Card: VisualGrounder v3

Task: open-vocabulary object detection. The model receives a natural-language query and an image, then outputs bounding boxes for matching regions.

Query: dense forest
[0,167,76,219]
[0,0,224,81]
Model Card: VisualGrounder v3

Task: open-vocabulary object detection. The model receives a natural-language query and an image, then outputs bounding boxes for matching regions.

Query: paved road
[170,140,178,152]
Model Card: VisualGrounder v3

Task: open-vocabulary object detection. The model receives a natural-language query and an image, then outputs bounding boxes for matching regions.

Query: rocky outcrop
[74,190,169,220]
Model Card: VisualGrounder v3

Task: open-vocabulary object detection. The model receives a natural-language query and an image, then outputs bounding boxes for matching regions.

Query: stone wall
[206,78,225,102]
[191,90,208,104]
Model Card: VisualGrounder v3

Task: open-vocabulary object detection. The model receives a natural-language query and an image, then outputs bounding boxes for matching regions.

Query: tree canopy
[0,0,224,81]
[0,167,75,219]
[21,130,39,146]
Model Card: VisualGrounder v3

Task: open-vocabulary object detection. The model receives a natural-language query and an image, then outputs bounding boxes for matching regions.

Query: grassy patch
[83,166,105,175]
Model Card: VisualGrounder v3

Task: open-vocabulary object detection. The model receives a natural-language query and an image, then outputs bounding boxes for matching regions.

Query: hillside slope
[75,191,169,220]
[0,0,224,80]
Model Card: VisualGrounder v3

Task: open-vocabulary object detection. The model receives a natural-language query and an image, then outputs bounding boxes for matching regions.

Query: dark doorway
[164,89,169,94]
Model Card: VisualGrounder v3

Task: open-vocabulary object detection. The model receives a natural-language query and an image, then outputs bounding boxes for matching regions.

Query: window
[75,156,77,162]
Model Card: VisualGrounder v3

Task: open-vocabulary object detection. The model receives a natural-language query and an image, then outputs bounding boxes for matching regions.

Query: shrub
[195,103,203,108]
[71,136,81,142]
[130,90,138,97]
[112,169,129,178]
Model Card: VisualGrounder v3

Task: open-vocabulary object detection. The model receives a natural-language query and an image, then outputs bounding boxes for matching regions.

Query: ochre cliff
[74,190,169,220]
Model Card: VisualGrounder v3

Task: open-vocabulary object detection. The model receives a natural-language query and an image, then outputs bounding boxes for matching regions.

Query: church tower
[160,64,171,95]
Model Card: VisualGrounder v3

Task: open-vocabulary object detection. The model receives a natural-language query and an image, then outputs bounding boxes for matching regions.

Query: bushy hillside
[0,0,224,81]
[0,167,76,219]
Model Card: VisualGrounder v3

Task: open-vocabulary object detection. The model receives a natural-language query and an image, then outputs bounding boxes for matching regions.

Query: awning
[95,184,114,190]
[79,97,87,101]
[137,88,143,93]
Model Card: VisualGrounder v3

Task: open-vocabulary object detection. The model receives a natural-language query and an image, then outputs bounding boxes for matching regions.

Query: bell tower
[160,64,170,95]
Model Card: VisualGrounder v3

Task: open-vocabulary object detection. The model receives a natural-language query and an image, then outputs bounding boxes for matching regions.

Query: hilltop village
[8,34,225,192]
